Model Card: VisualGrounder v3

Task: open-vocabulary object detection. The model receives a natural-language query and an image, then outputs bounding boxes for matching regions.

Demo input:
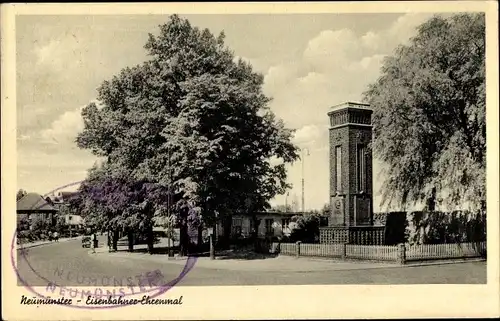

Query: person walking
[91,232,97,254]
[53,231,59,242]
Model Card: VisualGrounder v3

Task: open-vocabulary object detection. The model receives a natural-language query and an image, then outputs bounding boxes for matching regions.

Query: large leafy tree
[364,13,485,211]
[76,161,177,253]
[76,15,298,251]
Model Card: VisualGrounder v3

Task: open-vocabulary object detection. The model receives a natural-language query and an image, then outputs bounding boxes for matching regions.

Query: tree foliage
[289,214,321,243]
[363,13,485,211]
[76,15,298,247]
[16,189,27,201]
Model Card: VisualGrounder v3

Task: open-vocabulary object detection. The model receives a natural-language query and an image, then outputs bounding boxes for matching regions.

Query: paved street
[15,236,486,289]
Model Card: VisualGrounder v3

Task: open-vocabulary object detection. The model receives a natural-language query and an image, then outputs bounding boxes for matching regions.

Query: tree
[17,189,27,201]
[75,161,174,253]
[76,15,298,253]
[320,203,330,215]
[289,214,321,243]
[363,13,485,211]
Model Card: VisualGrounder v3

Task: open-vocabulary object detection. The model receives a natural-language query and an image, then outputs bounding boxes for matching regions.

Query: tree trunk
[127,230,134,252]
[219,216,232,250]
[426,187,437,212]
[147,226,154,254]
[179,224,189,256]
[112,229,119,251]
[197,225,203,250]
[252,218,261,252]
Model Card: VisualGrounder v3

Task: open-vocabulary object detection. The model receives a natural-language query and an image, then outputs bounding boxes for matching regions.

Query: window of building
[265,219,274,235]
[357,145,366,192]
[232,218,243,237]
[335,146,342,192]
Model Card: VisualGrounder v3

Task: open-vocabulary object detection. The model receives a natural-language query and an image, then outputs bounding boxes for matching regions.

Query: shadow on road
[115,246,279,260]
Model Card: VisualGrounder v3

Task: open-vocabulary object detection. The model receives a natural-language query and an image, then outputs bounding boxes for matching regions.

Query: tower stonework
[328,102,374,227]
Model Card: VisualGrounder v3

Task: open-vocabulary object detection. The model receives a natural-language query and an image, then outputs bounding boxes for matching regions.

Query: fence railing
[406,242,486,261]
[345,244,399,261]
[273,241,486,264]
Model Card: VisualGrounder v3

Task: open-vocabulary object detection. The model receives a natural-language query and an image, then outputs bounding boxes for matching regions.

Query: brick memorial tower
[319,102,385,245]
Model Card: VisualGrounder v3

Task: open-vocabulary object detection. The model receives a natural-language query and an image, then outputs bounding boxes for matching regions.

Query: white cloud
[292,124,327,147]
[39,105,85,145]
[38,99,103,146]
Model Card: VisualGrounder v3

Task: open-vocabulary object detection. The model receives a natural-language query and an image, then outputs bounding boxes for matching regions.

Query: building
[222,211,301,239]
[61,213,84,227]
[17,193,58,228]
[49,191,84,230]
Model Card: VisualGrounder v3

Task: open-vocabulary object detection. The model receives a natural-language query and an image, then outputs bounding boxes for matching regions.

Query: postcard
[1,2,499,320]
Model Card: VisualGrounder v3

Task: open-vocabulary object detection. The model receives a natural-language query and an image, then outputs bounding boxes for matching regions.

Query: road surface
[14,236,486,289]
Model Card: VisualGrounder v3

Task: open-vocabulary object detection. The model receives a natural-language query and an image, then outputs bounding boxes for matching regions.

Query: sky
[16,13,441,211]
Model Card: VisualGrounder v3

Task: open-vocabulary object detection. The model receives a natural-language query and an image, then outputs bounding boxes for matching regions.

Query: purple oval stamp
[14,181,197,309]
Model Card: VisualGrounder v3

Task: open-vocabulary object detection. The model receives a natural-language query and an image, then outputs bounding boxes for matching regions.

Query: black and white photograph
[2,2,499,320]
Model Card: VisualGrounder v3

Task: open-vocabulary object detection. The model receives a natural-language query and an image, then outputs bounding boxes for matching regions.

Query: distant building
[48,191,84,229]
[219,211,302,239]
[62,214,84,228]
[17,193,57,228]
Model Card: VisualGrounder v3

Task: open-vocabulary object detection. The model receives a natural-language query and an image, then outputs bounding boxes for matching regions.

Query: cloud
[38,99,103,146]
[292,124,328,147]
[39,105,85,145]
[361,13,436,52]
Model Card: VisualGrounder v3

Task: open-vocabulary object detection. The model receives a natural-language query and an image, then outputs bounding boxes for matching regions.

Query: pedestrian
[91,232,97,254]
[53,231,59,242]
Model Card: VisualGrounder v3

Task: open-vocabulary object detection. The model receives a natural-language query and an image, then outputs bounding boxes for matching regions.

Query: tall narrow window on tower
[335,146,342,192]
[357,145,366,192]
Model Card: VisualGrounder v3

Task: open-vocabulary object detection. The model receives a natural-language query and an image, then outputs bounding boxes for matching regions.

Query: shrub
[405,210,486,245]
[289,214,320,243]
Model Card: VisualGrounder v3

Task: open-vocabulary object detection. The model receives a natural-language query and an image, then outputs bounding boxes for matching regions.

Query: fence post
[397,243,406,265]
[342,242,347,259]
[296,241,301,258]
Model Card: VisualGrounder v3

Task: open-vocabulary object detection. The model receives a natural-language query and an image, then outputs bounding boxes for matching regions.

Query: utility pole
[285,192,289,212]
[301,148,310,214]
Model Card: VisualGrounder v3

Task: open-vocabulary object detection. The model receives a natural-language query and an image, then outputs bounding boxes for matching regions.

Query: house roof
[255,211,302,217]
[17,193,57,213]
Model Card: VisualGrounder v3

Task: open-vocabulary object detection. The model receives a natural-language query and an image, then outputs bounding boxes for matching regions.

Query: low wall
[275,241,486,264]
[319,226,385,245]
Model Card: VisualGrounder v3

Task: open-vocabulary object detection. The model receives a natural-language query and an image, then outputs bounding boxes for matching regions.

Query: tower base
[319,226,386,245]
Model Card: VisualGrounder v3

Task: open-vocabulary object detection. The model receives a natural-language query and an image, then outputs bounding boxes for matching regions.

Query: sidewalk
[90,247,397,272]
[90,246,486,272]
[16,236,79,250]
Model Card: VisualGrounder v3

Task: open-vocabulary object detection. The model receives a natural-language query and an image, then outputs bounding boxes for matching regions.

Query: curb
[278,255,486,269]
[88,251,394,272]
[16,237,79,250]
[89,249,486,272]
